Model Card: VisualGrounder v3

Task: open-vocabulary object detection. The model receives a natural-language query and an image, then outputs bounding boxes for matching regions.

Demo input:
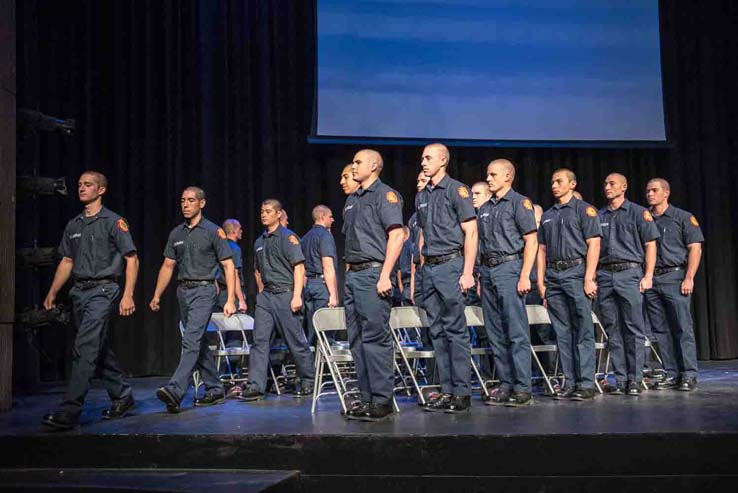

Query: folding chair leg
[311,353,324,414]
[269,365,282,395]
[531,349,555,395]
[470,357,490,397]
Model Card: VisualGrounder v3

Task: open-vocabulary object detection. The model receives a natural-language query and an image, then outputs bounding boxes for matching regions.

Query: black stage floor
[2,361,738,492]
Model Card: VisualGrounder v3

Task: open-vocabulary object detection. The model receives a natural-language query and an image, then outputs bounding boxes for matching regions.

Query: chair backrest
[389,306,429,330]
[210,312,254,332]
[464,305,484,327]
[526,304,552,325]
[313,307,347,333]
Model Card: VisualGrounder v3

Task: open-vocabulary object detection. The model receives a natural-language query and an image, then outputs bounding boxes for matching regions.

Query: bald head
[424,143,450,162]
[604,173,628,203]
[489,159,516,180]
[352,148,384,184]
[606,173,628,188]
[647,177,670,192]
[312,204,331,222]
[357,149,383,172]
[486,159,516,195]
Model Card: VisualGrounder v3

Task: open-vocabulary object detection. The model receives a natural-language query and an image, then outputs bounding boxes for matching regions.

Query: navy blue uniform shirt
[254,226,305,290]
[300,224,338,276]
[415,175,476,257]
[651,205,704,268]
[478,189,537,257]
[58,207,137,280]
[598,199,660,264]
[539,197,602,261]
[343,178,404,264]
[217,239,245,286]
[408,212,421,264]
[164,217,232,281]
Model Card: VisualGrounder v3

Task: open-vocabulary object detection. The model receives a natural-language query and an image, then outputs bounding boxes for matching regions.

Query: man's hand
[681,277,694,296]
[584,278,598,299]
[459,272,475,293]
[290,296,303,313]
[43,292,56,311]
[149,297,161,312]
[328,293,338,308]
[119,294,136,316]
[538,284,547,309]
[639,275,653,293]
[223,300,236,317]
[377,275,392,298]
[238,299,248,313]
[517,276,531,297]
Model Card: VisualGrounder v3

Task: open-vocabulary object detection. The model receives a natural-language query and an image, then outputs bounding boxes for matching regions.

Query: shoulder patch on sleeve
[116,218,129,232]
[458,186,470,199]
[522,198,533,210]
[289,235,300,246]
[217,228,227,239]
[386,191,399,204]
[586,206,597,217]
[689,215,699,227]
[643,210,654,222]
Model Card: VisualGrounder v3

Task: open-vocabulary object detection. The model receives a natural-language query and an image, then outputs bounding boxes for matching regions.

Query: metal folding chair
[311,307,357,413]
[389,306,439,405]
[465,306,496,398]
[209,312,253,384]
[525,305,559,394]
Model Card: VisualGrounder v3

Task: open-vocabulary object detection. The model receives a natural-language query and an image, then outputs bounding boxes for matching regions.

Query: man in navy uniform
[597,173,660,396]
[644,178,703,391]
[301,204,339,345]
[343,149,404,421]
[537,169,601,401]
[478,159,538,407]
[150,186,236,412]
[42,171,139,430]
[417,143,478,414]
[408,171,430,308]
[239,199,316,400]
[217,219,247,313]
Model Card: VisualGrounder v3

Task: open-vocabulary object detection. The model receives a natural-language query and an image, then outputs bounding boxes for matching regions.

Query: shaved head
[312,204,331,222]
[425,142,450,163]
[647,177,670,192]
[606,173,628,188]
[489,159,516,181]
[357,148,384,173]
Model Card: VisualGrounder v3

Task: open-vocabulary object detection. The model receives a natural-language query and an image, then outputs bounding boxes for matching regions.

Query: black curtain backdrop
[15,0,738,380]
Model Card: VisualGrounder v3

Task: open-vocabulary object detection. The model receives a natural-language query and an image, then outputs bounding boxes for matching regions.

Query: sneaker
[227,385,243,399]
[484,387,511,406]
[423,393,453,412]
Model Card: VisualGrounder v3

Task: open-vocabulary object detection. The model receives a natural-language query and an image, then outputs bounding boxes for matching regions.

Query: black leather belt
[74,278,116,290]
[598,262,641,272]
[654,265,684,276]
[306,273,324,279]
[547,258,585,272]
[348,261,383,272]
[481,252,522,267]
[425,251,461,265]
[263,286,291,294]
[178,280,213,289]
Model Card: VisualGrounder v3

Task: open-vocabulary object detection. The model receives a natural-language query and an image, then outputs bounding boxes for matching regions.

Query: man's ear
[200,198,207,208]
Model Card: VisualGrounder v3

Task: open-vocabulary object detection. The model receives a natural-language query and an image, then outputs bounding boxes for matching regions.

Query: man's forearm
[644,241,656,276]
[49,258,74,295]
[520,234,538,278]
[123,255,139,298]
[223,261,236,302]
[323,261,338,300]
[381,229,404,279]
[153,265,174,298]
[585,238,600,280]
[462,227,478,277]
[537,245,547,288]
[685,244,702,280]
[293,263,305,298]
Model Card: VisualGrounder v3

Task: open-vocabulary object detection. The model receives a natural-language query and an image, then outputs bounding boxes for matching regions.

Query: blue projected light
[313,0,667,146]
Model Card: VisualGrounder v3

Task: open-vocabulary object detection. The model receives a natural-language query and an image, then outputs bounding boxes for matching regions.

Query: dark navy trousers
[423,256,471,396]
[60,282,132,417]
[545,263,596,390]
[249,290,315,393]
[597,267,647,386]
[167,284,223,401]
[481,259,532,393]
[303,278,329,345]
[344,267,394,405]
[644,270,698,379]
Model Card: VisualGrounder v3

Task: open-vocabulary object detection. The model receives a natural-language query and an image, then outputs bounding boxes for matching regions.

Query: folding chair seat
[525,305,560,394]
[464,306,496,398]
[389,306,439,405]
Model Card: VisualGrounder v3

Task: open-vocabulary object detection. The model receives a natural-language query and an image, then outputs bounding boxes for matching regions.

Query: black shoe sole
[156,388,181,413]
[194,396,226,407]
[504,400,533,408]
[483,400,509,406]
[101,402,136,419]
[570,396,595,401]
[355,413,394,422]
[236,394,265,402]
[41,419,76,431]
[626,391,641,396]
[422,406,449,413]
[444,407,470,414]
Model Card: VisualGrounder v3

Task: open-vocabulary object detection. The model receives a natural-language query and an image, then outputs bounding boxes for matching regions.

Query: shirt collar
[357,177,382,196]
[432,174,451,190]
[493,188,515,203]
[651,204,673,218]
[77,206,111,221]
[263,225,286,238]
[554,197,577,210]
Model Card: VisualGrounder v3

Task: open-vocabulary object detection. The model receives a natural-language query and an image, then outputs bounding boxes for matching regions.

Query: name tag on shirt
[480,213,490,218]
[69,233,81,239]
[256,247,264,252]
[174,241,184,247]
[542,219,552,225]
[418,203,428,209]
[600,222,609,227]
[344,205,354,211]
